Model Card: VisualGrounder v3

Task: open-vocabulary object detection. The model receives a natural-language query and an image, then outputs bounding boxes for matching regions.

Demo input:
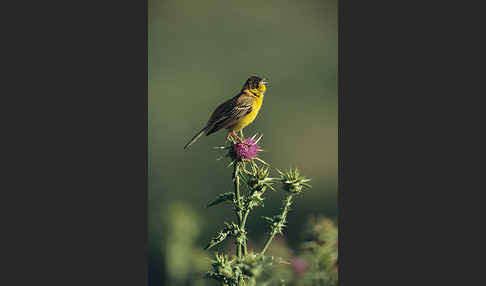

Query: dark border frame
[6,0,453,284]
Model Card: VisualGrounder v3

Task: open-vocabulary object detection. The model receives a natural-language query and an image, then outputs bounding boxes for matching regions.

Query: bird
[184,76,268,149]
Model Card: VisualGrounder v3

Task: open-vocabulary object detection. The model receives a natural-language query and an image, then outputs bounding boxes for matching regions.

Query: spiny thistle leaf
[262,216,274,224]
[254,157,270,166]
[205,229,230,250]
[205,222,234,250]
[207,192,235,207]
[205,222,247,250]
[275,168,285,177]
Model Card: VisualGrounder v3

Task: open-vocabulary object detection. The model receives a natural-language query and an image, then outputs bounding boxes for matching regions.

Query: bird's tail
[184,127,207,149]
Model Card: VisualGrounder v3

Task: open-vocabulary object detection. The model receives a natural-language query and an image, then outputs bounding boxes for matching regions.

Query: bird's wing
[206,95,253,135]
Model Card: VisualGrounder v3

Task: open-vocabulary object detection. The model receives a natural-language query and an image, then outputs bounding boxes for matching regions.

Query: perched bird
[184,76,268,149]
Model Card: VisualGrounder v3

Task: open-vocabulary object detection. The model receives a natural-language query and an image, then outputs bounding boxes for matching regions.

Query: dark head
[242,76,268,93]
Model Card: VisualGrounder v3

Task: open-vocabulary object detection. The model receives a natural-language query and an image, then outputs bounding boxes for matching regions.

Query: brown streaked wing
[206,94,254,135]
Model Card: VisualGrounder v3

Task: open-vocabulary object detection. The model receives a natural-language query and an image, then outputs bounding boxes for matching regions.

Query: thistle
[205,132,312,286]
[232,137,260,160]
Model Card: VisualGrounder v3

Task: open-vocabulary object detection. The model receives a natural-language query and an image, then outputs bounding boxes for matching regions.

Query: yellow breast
[232,93,264,132]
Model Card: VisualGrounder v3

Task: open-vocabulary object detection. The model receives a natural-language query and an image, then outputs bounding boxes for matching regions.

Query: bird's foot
[228,131,244,143]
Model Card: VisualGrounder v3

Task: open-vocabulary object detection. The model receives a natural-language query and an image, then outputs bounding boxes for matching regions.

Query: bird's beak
[261,79,268,85]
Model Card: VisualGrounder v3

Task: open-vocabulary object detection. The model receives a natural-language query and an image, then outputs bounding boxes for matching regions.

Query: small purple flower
[292,258,310,274]
[231,138,260,160]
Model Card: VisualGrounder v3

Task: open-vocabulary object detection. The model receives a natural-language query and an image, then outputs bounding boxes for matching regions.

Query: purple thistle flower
[231,138,260,160]
[291,258,310,274]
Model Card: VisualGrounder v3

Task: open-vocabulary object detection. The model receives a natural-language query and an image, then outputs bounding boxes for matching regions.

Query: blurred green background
[149,0,338,284]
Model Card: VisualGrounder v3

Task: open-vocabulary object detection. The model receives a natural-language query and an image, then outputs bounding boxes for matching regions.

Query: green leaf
[262,216,274,224]
[205,228,231,250]
[207,192,235,207]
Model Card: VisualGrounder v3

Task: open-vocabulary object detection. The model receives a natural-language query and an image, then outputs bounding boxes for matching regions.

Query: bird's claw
[227,132,244,143]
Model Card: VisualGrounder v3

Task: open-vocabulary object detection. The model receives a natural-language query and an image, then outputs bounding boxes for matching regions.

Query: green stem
[233,162,243,258]
[242,210,250,227]
[241,185,268,256]
[261,230,276,255]
[261,195,294,255]
[241,209,250,255]
[242,243,248,256]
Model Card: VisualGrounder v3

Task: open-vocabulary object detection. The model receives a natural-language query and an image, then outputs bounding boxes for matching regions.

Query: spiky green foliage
[207,252,292,286]
[205,222,247,250]
[277,167,312,195]
[204,133,315,285]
